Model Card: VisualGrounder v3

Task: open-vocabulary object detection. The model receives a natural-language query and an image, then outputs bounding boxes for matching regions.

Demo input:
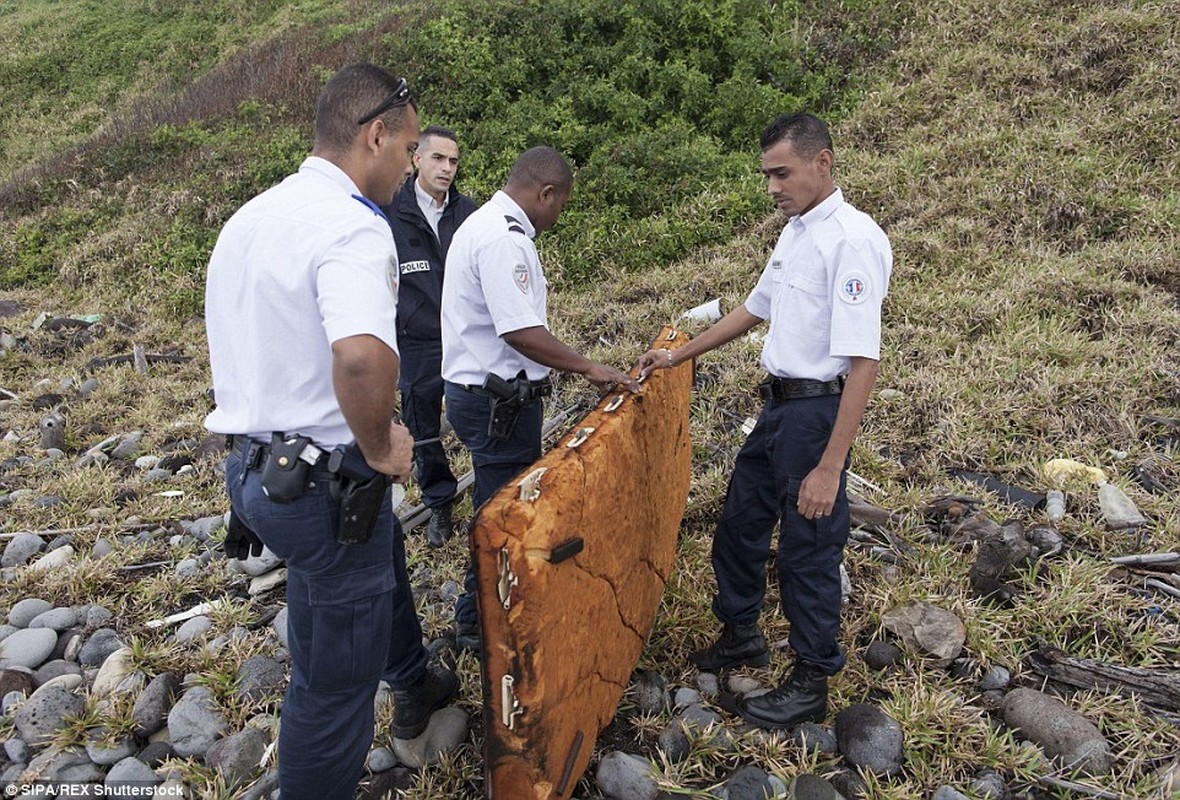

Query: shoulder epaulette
[351,193,388,220]
[505,215,527,235]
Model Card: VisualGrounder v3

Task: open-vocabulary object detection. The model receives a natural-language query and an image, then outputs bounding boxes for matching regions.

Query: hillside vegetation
[0,0,1178,798]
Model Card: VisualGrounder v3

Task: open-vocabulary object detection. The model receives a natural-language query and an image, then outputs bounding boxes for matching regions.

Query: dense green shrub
[395,0,894,283]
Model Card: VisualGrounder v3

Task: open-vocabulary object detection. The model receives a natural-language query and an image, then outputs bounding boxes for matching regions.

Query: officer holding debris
[380,125,477,548]
[204,64,457,800]
[441,146,639,651]
[639,113,892,731]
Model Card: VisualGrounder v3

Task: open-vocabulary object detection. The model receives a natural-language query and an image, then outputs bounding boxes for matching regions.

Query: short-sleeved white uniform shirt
[440,191,550,386]
[204,156,400,447]
[744,189,892,381]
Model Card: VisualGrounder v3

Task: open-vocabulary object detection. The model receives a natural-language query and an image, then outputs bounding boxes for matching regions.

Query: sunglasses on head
[356,77,412,125]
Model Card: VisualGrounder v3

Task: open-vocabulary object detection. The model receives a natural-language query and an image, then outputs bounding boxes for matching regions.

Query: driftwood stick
[849,493,904,529]
[1028,645,1180,711]
[119,560,172,572]
[0,522,160,539]
[1036,774,1123,800]
[1144,578,1180,601]
[399,403,581,533]
[1110,552,1180,567]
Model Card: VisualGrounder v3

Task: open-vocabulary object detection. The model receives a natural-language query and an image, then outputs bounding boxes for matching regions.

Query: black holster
[484,370,532,441]
[328,443,391,545]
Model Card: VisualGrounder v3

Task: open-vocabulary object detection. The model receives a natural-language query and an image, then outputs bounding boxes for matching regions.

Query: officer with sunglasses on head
[205,64,457,800]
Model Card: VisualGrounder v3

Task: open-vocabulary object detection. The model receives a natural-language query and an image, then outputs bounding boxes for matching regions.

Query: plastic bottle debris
[1097,482,1147,530]
[680,297,722,323]
[1043,458,1107,485]
[1045,490,1065,523]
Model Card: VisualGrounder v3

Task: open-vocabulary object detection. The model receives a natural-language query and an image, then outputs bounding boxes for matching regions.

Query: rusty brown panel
[472,325,694,800]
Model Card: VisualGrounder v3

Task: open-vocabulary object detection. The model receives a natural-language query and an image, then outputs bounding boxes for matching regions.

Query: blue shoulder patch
[505,215,526,235]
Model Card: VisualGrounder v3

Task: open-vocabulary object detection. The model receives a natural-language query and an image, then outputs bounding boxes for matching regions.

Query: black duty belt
[758,375,845,402]
[226,433,332,476]
[462,376,553,400]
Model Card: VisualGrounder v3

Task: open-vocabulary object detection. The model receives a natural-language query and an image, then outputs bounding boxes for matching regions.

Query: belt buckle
[297,443,325,466]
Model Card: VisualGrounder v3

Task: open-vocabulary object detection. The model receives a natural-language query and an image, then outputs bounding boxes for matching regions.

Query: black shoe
[426,502,454,548]
[454,619,481,653]
[689,623,770,671]
[391,662,459,739]
[737,661,828,730]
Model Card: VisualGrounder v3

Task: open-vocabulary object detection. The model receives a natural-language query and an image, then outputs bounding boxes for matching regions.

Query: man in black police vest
[381,126,477,546]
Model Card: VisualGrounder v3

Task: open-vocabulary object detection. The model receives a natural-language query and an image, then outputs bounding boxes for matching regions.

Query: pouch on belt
[260,432,314,503]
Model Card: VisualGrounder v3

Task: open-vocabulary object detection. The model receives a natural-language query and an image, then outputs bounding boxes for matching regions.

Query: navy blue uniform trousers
[443,382,543,627]
[225,450,427,800]
[710,392,850,675]
[398,336,458,510]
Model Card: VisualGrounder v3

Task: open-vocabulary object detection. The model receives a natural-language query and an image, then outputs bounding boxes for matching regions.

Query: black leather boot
[689,622,770,671]
[391,662,459,739]
[454,619,482,653]
[426,501,454,548]
[737,660,828,730]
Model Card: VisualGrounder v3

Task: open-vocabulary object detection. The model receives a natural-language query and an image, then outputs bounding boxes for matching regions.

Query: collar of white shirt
[301,155,364,197]
[414,178,448,214]
[790,187,844,230]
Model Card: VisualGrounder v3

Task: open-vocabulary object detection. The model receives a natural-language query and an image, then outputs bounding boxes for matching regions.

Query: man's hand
[637,347,675,378]
[360,420,414,482]
[501,326,640,393]
[797,463,841,520]
[224,510,265,560]
[584,362,641,394]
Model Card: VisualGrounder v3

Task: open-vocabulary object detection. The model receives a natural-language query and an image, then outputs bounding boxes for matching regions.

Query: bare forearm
[502,326,639,392]
[502,326,595,374]
[670,305,763,366]
[639,305,764,376]
[819,357,878,471]
[332,334,400,459]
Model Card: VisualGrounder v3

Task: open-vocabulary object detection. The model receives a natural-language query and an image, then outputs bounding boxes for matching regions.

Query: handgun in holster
[483,370,531,441]
[327,443,391,545]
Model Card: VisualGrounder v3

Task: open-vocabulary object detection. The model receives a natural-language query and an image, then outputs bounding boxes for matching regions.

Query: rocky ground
[1,307,1178,799]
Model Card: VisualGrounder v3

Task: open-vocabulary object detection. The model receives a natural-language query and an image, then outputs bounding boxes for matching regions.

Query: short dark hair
[506,146,574,194]
[314,63,416,154]
[420,125,458,145]
[760,113,833,158]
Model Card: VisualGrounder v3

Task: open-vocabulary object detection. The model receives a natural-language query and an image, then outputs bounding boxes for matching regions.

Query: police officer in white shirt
[639,113,892,731]
[441,146,639,650]
[204,64,457,800]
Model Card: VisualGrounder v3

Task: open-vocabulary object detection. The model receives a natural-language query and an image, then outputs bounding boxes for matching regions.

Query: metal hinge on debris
[497,548,518,610]
[567,427,594,448]
[518,467,547,501]
[501,674,524,730]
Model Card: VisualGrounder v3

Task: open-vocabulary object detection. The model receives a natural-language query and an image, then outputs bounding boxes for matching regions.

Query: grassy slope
[1,0,1178,798]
